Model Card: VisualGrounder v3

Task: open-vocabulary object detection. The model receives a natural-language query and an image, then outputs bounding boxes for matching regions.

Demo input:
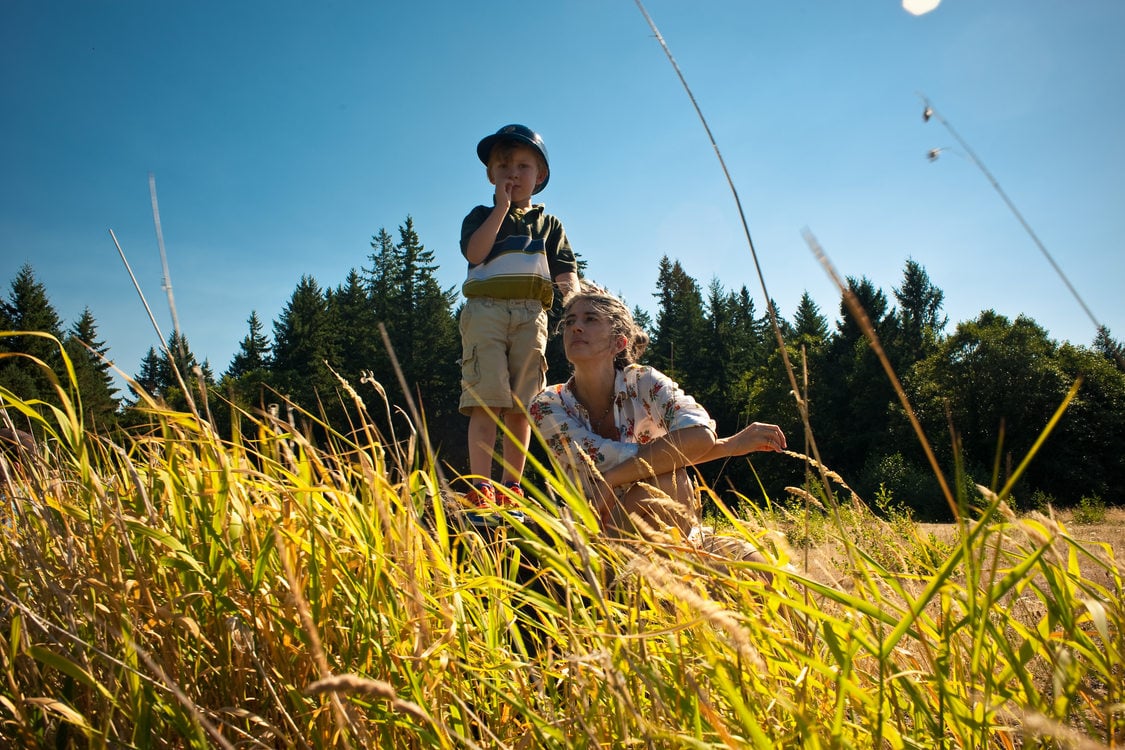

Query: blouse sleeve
[627,365,715,441]
[529,385,640,476]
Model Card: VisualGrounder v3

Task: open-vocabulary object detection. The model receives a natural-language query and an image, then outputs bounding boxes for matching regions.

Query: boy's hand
[494,179,514,212]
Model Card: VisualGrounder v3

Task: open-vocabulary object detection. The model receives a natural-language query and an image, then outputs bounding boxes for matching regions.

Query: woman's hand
[588,474,617,528]
[722,422,787,456]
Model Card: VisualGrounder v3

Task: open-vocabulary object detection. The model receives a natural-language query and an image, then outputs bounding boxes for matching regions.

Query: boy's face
[486,143,546,202]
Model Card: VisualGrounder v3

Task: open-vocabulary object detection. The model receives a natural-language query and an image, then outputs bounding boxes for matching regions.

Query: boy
[459,124,580,508]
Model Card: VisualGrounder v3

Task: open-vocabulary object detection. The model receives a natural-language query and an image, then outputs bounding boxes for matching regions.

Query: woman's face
[562,299,622,366]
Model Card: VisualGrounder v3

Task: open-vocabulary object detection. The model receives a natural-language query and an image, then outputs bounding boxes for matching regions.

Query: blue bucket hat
[476,124,550,194]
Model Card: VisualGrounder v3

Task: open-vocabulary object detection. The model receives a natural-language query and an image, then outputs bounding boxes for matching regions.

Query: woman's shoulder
[533,380,571,404]
[622,363,668,384]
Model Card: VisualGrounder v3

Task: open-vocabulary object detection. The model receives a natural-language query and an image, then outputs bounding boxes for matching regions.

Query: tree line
[3,216,1123,518]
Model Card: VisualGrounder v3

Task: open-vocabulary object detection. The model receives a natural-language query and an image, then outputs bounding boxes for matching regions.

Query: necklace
[590,402,613,431]
[583,387,616,433]
[573,378,616,433]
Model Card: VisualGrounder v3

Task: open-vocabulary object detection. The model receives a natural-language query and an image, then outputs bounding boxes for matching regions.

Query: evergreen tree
[790,291,829,356]
[134,347,164,398]
[226,311,273,379]
[699,279,734,418]
[364,227,407,388]
[1093,325,1125,372]
[393,217,429,379]
[392,217,461,420]
[360,218,461,425]
[218,312,273,431]
[64,308,120,427]
[649,256,708,395]
[271,275,339,413]
[0,264,66,405]
[367,228,405,324]
[165,331,201,386]
[125,331,207,411]
[327,270,380,381]
[815,276,898,486]
[0,264,65,340]
[701,282,767,432]
[632,306,654,338]
[890,259,947,368]
[786,291,830,432]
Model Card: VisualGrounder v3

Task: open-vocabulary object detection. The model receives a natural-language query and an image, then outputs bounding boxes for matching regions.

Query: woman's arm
[698,421,787,463]
[601,424,716,488]
[602,421,786,488]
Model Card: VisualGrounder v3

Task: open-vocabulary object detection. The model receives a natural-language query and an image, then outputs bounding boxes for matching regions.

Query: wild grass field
[0,344,1121,749]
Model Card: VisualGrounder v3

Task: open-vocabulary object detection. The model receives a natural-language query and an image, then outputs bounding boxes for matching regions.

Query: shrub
[861,452,948,521]
[1026,488,1056,513]
[1072,494,1107,525]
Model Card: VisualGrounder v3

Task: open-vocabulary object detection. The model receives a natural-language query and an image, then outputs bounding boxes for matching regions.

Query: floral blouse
[529,364,716,477]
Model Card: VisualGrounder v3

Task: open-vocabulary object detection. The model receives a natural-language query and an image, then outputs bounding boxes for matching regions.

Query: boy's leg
[459,298,509,487]
[504,301,548,489]
[467,407,498,482]
[499,409,531,486]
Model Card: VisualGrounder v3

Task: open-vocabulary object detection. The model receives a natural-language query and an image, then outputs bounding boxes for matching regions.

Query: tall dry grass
[0,334,1122,748]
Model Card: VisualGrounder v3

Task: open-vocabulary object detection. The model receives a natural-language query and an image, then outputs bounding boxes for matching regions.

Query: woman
[529,284,787,543]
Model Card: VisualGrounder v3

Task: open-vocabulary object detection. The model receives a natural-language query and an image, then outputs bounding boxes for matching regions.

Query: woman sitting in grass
[529,284,787,558]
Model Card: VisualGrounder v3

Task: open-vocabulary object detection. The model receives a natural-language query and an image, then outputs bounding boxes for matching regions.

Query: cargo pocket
[460,344,481,390]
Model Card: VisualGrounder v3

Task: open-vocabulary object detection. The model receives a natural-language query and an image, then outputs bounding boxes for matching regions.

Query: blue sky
[2,1,1122,389]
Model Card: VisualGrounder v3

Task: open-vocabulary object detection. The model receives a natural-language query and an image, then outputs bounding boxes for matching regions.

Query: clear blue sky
[3,1,1122,389]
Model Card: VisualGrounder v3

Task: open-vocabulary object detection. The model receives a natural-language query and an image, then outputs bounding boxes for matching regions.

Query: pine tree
[364,227,406,388]
[786,290,829,414]
[701,281,766,431]
[360,218,461,422]
[64,308,120,427]
[134,347,164,398]
[891,258,947,368]
[0,264,67,406]
[816,276,898,485]
[126,331,207,411]
[393,217,460,419]
[327,271,380,381]
[649,256,708,394]
[791,291,829,356]
[1093,325,1125,372]
[165,331,201,386]
[271,275,338,411]
[227,311,273,379]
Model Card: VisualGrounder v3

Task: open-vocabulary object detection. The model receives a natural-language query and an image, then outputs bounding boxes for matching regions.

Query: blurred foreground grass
[0,349,1122,748]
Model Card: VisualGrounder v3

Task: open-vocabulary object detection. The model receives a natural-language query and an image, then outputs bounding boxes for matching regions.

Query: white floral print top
[529,364,716,476]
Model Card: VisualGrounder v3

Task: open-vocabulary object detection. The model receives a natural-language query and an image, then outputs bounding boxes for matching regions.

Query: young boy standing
[459,124,580,507]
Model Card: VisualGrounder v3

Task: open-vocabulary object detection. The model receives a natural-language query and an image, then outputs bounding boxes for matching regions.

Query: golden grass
[0,341,1122,748]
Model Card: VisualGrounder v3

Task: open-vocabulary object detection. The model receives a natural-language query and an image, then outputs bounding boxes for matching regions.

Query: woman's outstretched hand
[725,422,787,456]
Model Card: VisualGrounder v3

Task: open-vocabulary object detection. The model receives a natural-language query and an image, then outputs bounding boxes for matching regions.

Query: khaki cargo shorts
[458,296,548,415]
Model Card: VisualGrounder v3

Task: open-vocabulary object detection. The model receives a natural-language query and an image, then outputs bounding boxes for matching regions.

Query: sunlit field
[0,344,1121,749]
